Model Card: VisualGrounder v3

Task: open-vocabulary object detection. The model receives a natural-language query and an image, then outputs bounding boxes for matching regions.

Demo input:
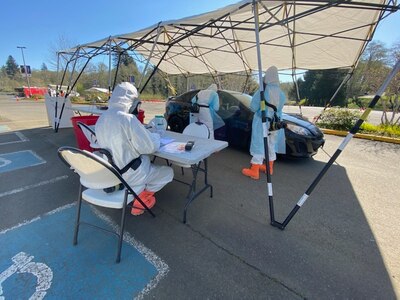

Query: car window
[181,90,200,103]
[218,90,251,109]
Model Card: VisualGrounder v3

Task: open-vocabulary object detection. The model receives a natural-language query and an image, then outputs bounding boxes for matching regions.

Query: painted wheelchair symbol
[0,157,11,168]
[0,252,53,300]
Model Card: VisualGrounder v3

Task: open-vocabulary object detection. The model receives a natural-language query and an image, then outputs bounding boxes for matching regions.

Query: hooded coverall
[242,66,286,179]
[95,82,173,196]
[190,84,222,139]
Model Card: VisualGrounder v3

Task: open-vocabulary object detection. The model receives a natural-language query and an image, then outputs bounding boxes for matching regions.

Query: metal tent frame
[54,0,399,228]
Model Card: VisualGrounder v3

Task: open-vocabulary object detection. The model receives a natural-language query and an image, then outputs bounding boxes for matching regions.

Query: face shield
[129,99,142,116]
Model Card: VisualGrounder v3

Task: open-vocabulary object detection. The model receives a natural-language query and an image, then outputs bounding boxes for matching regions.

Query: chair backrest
[182,122,210,139]
[77,122,99,149]
[58,146,122,189]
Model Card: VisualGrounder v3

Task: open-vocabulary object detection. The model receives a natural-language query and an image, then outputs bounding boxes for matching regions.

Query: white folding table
[89,126,228,223]
[154,131,228,223]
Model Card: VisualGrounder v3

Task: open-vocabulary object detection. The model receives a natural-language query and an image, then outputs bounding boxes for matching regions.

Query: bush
[360,123,400,138]
[316,108,361,131]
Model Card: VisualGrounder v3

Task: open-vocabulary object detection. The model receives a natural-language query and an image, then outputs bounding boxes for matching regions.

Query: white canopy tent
[60,0,398,78]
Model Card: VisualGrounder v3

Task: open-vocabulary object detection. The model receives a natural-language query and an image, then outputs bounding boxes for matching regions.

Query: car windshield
[218,90,252,109]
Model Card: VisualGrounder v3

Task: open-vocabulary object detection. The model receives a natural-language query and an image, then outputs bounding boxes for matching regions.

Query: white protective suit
[190,84,223,139]
[249,66,286,164]
[95,82,173,193]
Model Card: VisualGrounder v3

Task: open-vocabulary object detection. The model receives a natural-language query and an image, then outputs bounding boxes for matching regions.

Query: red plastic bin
[71,115,100,152]
[71,109,144,152]
[137,109,145,124]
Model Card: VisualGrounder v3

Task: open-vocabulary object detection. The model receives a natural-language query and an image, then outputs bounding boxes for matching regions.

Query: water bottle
[155,115,166,135]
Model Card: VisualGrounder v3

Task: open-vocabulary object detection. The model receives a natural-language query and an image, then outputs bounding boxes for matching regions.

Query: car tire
[168,115,185,133]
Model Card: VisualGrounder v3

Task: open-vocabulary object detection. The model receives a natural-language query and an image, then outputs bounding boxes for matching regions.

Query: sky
[1,0,399,74]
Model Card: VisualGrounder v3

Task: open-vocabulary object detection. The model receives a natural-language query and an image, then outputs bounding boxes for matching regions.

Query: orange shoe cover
[131,191,156,215]
[257,161,274,175]
[241,164,261,180]
[269,161,274,175]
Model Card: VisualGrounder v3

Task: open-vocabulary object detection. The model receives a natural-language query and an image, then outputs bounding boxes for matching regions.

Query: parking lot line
[0,175,68,198]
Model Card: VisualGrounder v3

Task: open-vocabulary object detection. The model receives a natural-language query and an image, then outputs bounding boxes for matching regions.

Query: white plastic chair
[76,121,100,150]
[58,146,155,263]
[183,121,210,140]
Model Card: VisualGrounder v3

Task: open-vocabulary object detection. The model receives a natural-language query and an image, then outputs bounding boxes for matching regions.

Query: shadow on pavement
[0,126,396,298]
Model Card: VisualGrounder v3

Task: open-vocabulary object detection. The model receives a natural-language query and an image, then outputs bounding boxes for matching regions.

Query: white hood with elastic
[95,82,171,192]
[108,82,139,112]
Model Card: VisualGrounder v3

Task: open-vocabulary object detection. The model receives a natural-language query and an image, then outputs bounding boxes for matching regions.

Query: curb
[321,129,400,145]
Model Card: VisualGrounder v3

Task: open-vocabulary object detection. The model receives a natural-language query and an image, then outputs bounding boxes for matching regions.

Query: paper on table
[160,137,175,146]
[160,142,186,153]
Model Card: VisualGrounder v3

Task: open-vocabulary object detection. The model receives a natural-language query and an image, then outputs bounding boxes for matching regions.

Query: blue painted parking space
[0,205,164,299]
[0,150,45,174]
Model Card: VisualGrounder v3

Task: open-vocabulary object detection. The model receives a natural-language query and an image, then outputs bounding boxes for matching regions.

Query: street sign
[20,65,31,75]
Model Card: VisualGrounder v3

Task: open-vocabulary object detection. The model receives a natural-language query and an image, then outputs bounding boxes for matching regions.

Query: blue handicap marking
[0,150,45,174]
[0,205,164,299]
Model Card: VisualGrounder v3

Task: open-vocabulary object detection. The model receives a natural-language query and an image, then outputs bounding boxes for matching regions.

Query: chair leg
[116,190,129,263]
[73,184,83,245]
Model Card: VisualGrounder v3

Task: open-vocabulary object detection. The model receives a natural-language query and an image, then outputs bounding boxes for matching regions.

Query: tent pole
[54,53,61,131]
[112,52,122,91]
[140,45,172,94]
[273,60,400,230]
[54,57,71,132]
[138,22,162,91]
[108,37,112,96]
[253,0,276,224]
[55,56,92,132]
[55,48,79,132]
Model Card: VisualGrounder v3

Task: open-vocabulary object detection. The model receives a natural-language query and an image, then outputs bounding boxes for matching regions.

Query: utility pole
[17,46,32,97]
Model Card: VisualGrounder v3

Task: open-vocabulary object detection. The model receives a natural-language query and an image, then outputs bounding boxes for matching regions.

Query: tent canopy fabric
[61,0,398,75]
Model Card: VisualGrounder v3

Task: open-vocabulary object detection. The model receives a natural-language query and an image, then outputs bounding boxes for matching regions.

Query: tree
[41,63,48,71]
[5,55,19,78]
[381,40,400,126]
[294,69,348,106]
[347,41,390,98]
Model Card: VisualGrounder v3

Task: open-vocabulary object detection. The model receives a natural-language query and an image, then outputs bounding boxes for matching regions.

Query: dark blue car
[164,89,325,158]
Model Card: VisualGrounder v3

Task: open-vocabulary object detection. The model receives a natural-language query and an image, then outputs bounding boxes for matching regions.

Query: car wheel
[168,115,185,133]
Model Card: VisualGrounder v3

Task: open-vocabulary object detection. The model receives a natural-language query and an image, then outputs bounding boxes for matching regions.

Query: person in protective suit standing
[95,82,174,215]
[190,84,222,139]
[242,66,286,180]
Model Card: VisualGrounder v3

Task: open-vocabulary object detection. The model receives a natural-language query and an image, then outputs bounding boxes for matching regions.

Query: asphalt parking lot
[1,95,399,299]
